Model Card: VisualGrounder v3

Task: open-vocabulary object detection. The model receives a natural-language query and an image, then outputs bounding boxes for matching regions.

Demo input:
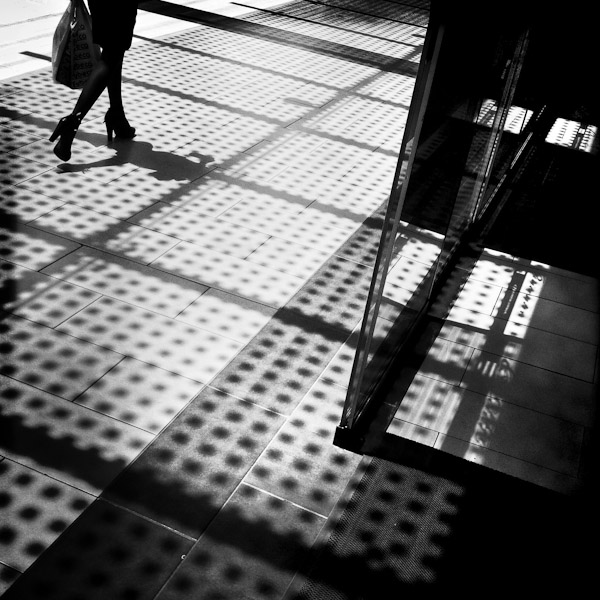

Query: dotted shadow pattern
[0,2,448,600]
[290,449,594,597]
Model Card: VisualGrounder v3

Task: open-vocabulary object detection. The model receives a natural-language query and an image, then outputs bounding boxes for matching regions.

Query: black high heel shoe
[105,108,136,142]
[49,113,82,162]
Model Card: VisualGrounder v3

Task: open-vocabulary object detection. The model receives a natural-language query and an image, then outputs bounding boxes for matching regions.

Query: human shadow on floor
[58,137,215,183]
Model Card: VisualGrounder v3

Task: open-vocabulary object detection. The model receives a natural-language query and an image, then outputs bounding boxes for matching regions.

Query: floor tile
[0,85,80,122]
[342,146,401,194]
[246,236,329,279]
[499,289,599,344]
[240,131,329,167]
[10,137,108,170]
[299,201,367,235]
[267,164,388,218]
[156,484,326,600]
[224,205,356,254]
[100,148,214,200]
[53,141,142,184]
[0,459,94,571]
[412,337,475,386]
[300,138,374,181]
[151,240,305,308]
[0,153,52,186]
[456,253,517,289]
[461,350,597,427]
[176,287,276,343]
[0,184,64,222]
[18,169,156,219]
[308,95,408,149]
[162,171,260,216]
[244,418,362,517]
[392,373,469,434]
[209,305,350,415]
[318,329,359,389]
[0,562,20,597]
[408,381,585,477]
[359,70,417,104]
[434,434,584,495]
[455,276,504,315]
[384,256,437,307]
[0,377,153,494]
[386,418,439,447]
[216,188,321,231]
[0,499,193,600]
[0,314,122,400]
[41,246,208,318]
[56,296,243,382]
[176,114,280,168]
[0,259,100,327]
[397,228,444,265]
[225,152,295,186]
[0,108,52,141]
[288,377,350,438]
[104,386,286,539]
[439,309,597,381]
[518,266,599,312]
[0,126,40,153]
[0,221,80,271]
[75,357,204,434]
[261,95,315,127]
[285,255,372,333]
[130,202,270,258]
[29,203,180,264]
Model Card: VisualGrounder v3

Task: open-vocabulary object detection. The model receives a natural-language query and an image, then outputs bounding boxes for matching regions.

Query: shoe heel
[105,108,135,141]
[49,113,81,162]
[49,120,64,142]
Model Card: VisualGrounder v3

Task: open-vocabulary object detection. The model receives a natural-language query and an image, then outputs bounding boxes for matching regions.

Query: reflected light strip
[476,99,533,134]
[545,118,597,153]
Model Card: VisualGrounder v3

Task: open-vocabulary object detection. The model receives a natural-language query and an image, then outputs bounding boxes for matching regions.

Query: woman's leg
[104,48,135,139]
[106,51,125,116]
[51,48,127,160]
[70,53,111,119]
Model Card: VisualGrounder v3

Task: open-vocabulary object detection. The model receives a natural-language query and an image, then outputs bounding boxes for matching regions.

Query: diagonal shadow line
[297,0,431,27]
[128,33,416,113]
[229,0,425,45]
[19,51,51,63]
[138,0,422,74]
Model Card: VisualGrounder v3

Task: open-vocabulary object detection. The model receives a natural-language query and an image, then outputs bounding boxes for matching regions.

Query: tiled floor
[385,250,599,495]
[1,0,598,598]
[0,1,426,597]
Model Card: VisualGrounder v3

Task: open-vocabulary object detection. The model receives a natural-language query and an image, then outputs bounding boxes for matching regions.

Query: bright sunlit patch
[476,99,533,134]
[470,393,503,448]
[545,118,597,153]
[497,270,544,340]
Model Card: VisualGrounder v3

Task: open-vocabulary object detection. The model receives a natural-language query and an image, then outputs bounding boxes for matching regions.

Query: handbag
[52,0,101,89]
